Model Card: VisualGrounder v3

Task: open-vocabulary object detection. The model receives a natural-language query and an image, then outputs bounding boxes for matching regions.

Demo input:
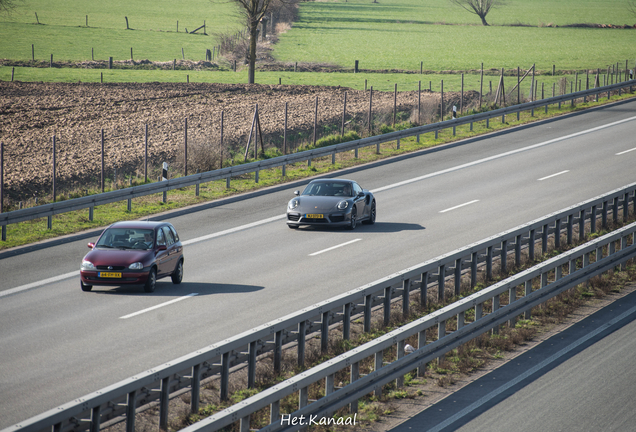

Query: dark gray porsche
[286,179,376,229]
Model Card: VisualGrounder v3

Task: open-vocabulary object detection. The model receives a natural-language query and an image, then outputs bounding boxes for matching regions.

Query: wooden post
[220,110,224,168]
[341,92,347,136]
[130,47,133,61]
[144,124,148,183]
[52,135,56,202]
[50,54,53,67]
[440,80,444,121]
[32,44,34,61]
[283,103,287,155]
[460,73,464,114]
[479,62,483,108]
[393,83,397,127]
[184,117,188,177]
[101,129,105,192]
[418,80,421,124]
[368,86,373,135]
[531,63,535,102]
[313,96,318,146]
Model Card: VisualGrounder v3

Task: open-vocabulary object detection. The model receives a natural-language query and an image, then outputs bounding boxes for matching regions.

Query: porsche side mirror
[294,190,300,196]
[357,191,365,198]
[88,242,95,249]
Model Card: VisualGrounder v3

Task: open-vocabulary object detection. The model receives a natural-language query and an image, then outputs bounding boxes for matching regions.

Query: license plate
[305,214,324,219]
[98,272,122,278]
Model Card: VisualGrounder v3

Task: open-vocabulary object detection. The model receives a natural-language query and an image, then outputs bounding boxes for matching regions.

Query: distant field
[0,0,242,61]
[273,0,636,71]
[1,0,634,82]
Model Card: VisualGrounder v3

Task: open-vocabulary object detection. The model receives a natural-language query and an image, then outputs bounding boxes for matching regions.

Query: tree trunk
[479,14,489,26]
[248,23,258,84]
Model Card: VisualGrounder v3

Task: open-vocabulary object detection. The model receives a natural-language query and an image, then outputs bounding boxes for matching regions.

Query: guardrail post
[383,287,392,326]
[274,330,282,373]
[326,373,335,395]
[89,205,94,221]
[624,193,629,222]
[220,352,230,401]
[248,341,257,388]
[420,272,428,308]
[299,386,309,409]
[475,303,483,320]
[524,279,533,319]
[529,229,536,260]
[591,205,597,233]
[47,215,52,230]
[621,236,628,271]
[240,415,250,432]
[438,264,445,301]
[270,400,280,424]
[90,406,101,432]
[470,252,477,288]
[613,197,619,223]
[226,177,230,188]
[454,258,462,296]
[486,246,493,280]
[542,224,548,254]
[402,279,411,316]
[364,295,372,332]
[437,320,446,364]
[191,364,200,413]
[298,321,306,366]
[501,241,507,273]
[457,311,465,329]
[255,169,260,183]
[160,376,170,430]
[508,286,517,327]
[374,350,383,397]
[602,200,608,229]
[567,214,573,244]
[417,329,427,377]
[396,340,405,388]
[126,390,137,432]
[569,257,576,275]
[492,295,500,334]
[556,262,562,280]
[350,361,360,413]
[321,311,330,353]
[343,303,351,340]
[579,209,586,240]
[584,251,590,268]
[515,235,522,267]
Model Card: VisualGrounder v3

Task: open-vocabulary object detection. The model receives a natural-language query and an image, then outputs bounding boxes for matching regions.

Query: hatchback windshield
[302,182,353,197]
[96,228,155,250]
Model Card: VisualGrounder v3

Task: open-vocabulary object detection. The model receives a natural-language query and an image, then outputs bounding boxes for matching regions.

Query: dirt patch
[0,81,477,205]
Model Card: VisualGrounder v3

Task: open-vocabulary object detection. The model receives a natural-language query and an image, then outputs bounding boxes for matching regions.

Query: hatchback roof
[109,221,169,230]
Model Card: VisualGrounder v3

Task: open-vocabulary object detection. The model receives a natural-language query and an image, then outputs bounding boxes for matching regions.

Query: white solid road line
[616,147,636,155]
[309,239,362,256]
[538,170,570,181]
[440,200,479,213]
[119,293,199,319]
[5,115,636,298]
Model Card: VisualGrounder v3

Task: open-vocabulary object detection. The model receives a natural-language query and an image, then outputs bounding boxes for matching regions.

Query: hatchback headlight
[337,200,349,210]
[129,262,143,270]
[81,260,96,270]
[288,199,300,210]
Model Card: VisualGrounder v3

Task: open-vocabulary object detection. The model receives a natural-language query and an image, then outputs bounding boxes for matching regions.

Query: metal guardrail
[186,221,636,432]
[4,181,636,432]
[1,79,634,235]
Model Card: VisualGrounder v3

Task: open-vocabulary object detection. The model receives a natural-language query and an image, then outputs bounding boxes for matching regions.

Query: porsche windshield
[302,182,353,197]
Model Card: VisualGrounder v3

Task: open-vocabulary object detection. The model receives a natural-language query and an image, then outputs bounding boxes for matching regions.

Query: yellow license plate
[99,272,122,278]
[305,214,324,219]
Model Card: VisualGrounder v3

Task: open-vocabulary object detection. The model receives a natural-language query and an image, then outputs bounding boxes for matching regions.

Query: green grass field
[273,0,636,72]
[0,0,243,62]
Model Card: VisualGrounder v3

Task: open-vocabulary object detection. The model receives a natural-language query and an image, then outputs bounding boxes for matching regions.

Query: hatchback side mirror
[88,242,95,249]
[157,244,167,251]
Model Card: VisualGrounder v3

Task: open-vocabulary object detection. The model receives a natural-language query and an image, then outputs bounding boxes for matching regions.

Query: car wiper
[96,245,114,249]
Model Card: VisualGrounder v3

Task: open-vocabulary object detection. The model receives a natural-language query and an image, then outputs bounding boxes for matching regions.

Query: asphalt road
[390,289,636,432]
[2,99,636,428]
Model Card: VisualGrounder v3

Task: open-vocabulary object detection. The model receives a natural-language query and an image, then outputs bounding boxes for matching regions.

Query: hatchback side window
[163,227,175,246]
[156,228,165,246]
[169,225,180,242]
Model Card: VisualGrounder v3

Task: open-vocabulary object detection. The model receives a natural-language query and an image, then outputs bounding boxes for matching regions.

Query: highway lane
[391,289,636,432]
[1,100,636,427]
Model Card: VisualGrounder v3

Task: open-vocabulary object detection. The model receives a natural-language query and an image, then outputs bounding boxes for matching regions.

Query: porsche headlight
[288,199,300,210]
[337,200,349,210]
[129,262,144,270]
[81,260,96,270]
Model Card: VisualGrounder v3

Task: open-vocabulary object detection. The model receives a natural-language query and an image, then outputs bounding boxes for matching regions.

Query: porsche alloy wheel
[348,208,357,230]
[364,201,376,225]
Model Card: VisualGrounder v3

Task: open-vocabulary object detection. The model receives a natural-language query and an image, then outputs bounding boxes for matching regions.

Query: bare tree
[629,1,636,17]
[227,0,275,84]
[449,0,505,26]
[0,0,22,15]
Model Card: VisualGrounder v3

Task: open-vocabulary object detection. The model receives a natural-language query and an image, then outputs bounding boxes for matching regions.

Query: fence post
[184,117,188,176]
[52,135,56,203]
[418,80,421,125]
[368,86,373,135]
[393,83,397,126]
[313,95,318,146]
[341,91,347,136]
[101,129,105,193]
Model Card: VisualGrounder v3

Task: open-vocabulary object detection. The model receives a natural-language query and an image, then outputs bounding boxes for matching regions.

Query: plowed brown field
[0,81,472,205]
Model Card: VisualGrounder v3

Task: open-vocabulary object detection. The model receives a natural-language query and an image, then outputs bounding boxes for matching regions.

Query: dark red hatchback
[80,221,184,293]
